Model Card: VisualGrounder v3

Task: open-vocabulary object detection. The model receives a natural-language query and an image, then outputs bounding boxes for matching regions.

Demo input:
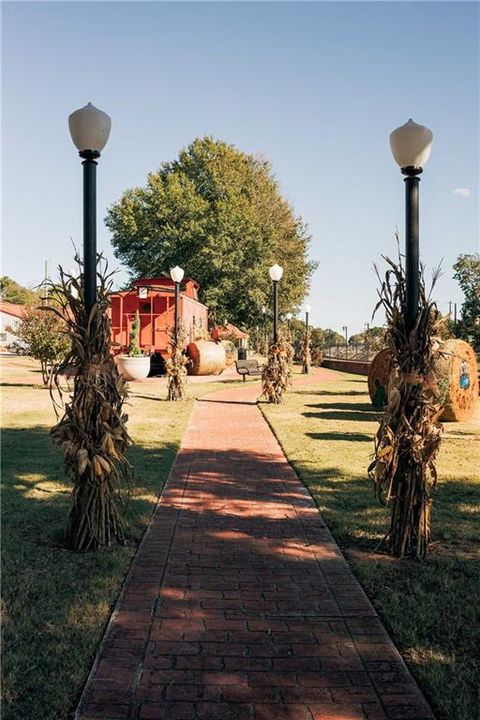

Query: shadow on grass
[303,409,377,422]
[306,431,373,442]
[305,401,375,412]
[294,389,366,397]
[0,382,46,388]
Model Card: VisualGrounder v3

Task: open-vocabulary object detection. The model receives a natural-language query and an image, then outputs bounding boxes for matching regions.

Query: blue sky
[2,1,479,335]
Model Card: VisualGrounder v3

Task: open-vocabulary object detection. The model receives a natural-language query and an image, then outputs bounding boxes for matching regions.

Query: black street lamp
[286,312,292,333]
[390,119,433,341]
[170,266,185,346]
[303,303,311,374]
[68,102,111,313]
[342,325,348,358]
[269,264,283,344]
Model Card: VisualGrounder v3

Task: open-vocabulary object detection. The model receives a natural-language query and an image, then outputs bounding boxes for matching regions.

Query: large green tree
[0,276,42,305]
[453,253,480,348]
[106,137,316,327]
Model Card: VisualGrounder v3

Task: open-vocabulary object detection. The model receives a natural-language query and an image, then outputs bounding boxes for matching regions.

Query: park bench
[235,359,264,382]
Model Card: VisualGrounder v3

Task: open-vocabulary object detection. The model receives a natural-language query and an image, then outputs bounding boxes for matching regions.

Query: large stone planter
[116,355,151,381]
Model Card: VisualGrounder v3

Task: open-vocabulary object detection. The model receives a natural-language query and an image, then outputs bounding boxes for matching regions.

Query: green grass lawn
[261,370,480,720]
[1,356,243,720]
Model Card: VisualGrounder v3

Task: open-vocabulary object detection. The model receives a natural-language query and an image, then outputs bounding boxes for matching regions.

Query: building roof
[0,302,26,319]
[211,323,249,341]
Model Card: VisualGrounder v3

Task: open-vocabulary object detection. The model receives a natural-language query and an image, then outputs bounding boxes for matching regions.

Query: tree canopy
[0,276,42,306]
[106,137,316,328]
[453,253,480,348]
[13,307,70,384]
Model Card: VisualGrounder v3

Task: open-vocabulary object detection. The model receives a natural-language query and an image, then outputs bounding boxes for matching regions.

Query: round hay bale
[186,340,226,376]
[368,349,393,408]
[434,339,478,422]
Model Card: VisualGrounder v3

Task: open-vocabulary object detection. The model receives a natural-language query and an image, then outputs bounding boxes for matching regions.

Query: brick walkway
[77,375,435,720]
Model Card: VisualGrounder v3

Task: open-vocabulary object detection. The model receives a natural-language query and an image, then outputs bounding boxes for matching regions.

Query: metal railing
[322,343,376,362]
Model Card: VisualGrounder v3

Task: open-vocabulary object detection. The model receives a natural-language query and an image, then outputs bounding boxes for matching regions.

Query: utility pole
[44,260,48,306]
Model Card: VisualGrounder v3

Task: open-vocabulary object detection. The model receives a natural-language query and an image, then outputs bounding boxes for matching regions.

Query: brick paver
[77,373,435,720]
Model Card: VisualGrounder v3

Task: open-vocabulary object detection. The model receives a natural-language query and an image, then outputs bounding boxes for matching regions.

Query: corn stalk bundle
[166,325,189,401]
[311,346,323,367]
[47,258,132,552]
[261,331,292,404]
[302,327,311,374]
[368,252,444,558]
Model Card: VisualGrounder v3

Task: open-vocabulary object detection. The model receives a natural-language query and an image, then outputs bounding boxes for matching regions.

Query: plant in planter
[117,310,151,381]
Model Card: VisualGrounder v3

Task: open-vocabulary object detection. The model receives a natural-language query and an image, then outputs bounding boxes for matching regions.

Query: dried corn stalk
[165,324,189,401]
[368,245,444,558]
[47,257,132,551]
[261,331,292,404]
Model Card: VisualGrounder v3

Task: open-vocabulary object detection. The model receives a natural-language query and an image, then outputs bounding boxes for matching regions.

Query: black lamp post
[303,304,311,374]
[390,119,433,343]
[286,312,292,333]
[269,264,283,344]
[68,102,111,313]
[342,325,348,359]
[261,305,267,351]
[170,266,185,346]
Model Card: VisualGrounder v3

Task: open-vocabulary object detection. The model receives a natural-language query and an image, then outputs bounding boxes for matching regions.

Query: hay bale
[186,340,226,376]
[368,340,478,421]
[368,349,393,408]
[434,339,478,422]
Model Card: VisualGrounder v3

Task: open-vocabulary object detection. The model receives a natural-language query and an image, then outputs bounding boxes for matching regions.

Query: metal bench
[235,359,264,382]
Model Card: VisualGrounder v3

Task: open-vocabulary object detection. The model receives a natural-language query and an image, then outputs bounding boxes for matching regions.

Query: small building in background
[0,302,25,350]
[210,322,249,347]
[109,277,208,373]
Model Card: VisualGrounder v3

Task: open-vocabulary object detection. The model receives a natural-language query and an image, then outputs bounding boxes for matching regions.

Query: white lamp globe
[286,312,292,320]
[269,264,283,281]
[170,266,185,283]
[304,304,311,314]
[68,102,111,154]
[389,119,433,172]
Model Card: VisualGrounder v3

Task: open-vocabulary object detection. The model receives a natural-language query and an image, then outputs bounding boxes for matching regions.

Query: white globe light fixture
[389,119,433,174]
[170,266,185,283]
[68,102,111,314]
[389,119,433,339]
[68,102,112,156]
[269,264,284,282]
[304,303,311,314]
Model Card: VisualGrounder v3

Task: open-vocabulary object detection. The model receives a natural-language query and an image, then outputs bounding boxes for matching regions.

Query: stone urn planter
[116,354,151,381]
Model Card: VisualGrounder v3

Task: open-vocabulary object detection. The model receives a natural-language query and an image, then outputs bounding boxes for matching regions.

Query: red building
[109,277,208,372]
